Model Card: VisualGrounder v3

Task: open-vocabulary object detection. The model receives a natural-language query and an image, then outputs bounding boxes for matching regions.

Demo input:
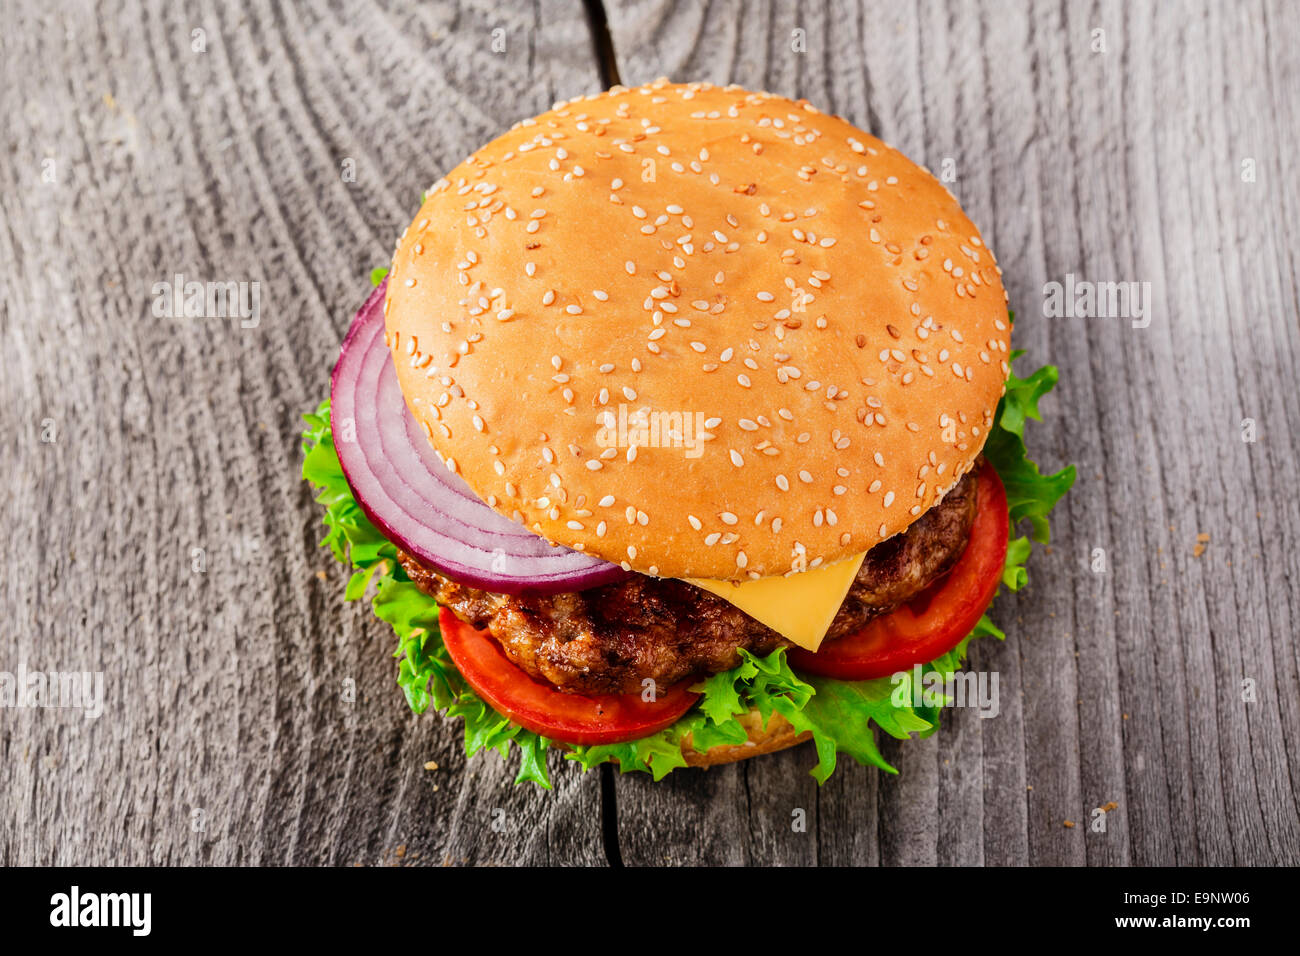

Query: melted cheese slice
[685,552,867,652]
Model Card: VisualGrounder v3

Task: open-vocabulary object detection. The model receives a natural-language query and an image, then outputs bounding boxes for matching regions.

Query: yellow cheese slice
[685,552,867,652]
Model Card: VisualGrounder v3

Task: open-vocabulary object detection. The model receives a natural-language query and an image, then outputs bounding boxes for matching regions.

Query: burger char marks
[400,470,979,696]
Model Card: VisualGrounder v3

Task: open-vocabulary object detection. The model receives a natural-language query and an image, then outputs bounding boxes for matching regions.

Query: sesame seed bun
[384,79,1010,581]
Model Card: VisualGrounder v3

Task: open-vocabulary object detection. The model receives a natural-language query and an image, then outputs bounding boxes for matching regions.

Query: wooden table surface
[3,0,1298,866]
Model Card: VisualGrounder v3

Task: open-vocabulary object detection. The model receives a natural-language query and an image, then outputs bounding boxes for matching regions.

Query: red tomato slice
[438,606,700,745]
[788,463,1009,681]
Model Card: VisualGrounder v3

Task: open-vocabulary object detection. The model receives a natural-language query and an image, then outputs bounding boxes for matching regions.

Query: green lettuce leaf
[303,401,553,788]
[983,351,1076,543]
[300,340,1073,788]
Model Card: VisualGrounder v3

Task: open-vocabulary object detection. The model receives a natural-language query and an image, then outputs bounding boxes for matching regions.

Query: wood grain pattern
[2,0,1297,866]
[603,0,1300,866]
[0,0,606,867]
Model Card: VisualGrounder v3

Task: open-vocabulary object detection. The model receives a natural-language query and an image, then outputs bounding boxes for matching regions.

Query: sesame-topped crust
[384,80,1011,581]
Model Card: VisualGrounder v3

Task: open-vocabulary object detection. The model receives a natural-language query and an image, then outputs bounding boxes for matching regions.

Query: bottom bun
[680,710,812,768]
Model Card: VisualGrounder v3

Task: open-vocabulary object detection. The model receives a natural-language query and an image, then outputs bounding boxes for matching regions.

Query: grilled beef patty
[398,469,979,695]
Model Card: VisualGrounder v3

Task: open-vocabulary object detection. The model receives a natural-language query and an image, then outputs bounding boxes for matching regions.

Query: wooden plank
[0,0,606,866]
[604,0,1300,865]
[4,0,1299,868]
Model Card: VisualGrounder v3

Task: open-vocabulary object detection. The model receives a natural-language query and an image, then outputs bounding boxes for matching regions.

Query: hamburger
[302,80,1074,786]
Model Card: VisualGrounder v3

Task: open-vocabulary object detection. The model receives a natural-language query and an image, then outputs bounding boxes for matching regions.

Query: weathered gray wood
[604,0,1300,866]
[3,0,1299,867]
[0,0,605,866]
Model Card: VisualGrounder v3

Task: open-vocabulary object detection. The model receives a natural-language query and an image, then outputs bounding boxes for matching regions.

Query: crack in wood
[582,0,623,89]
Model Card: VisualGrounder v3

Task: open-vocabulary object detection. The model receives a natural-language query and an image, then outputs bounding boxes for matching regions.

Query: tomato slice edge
[438,606,699,746]
[787,463,1010,680]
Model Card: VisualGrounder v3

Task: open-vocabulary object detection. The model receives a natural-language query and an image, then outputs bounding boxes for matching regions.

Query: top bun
[384,80,1010,581]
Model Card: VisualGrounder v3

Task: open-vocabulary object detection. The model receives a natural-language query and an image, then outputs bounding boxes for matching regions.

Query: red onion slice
[330,280,630,594]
